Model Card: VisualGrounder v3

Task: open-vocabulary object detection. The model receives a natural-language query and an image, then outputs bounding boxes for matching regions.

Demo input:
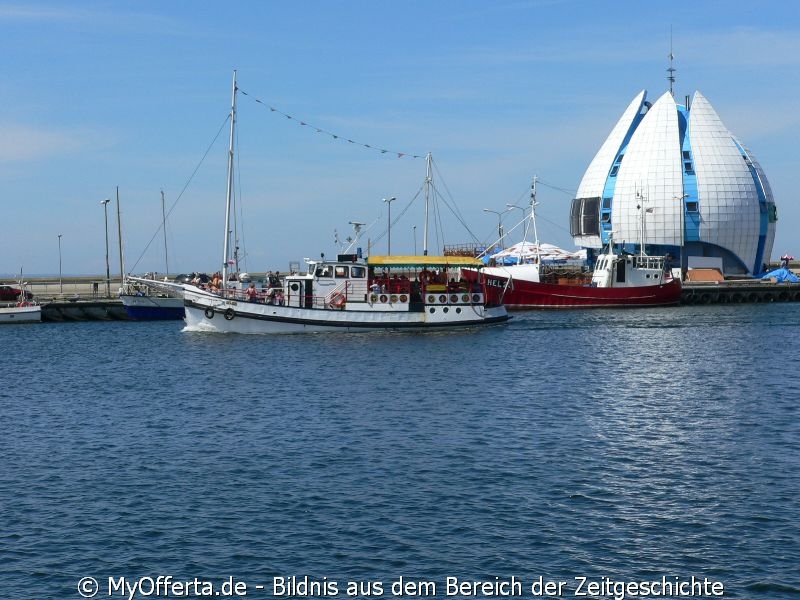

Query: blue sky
[2,0,798,276]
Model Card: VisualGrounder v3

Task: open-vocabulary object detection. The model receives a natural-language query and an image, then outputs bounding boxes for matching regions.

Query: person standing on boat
[246,283,258,303]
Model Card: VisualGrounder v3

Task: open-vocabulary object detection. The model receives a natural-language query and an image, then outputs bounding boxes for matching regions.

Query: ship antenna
[667,26,676,97]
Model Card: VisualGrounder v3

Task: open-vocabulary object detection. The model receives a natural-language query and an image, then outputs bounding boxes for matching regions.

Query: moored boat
[465,248,682,309]
[0,301,41,324]
[0,277,41,323]
[120,287,185,320]
[462,177,681,309]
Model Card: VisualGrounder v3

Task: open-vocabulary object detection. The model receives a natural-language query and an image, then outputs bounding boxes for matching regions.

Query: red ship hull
[462,269,682,309]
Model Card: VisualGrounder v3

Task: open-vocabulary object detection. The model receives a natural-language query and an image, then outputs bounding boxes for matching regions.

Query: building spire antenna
[667,25,676,97]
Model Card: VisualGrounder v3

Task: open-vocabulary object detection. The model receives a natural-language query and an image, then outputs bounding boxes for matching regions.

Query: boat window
[351,266,366,278]
[315,265,333,277]
[334,266,349,278]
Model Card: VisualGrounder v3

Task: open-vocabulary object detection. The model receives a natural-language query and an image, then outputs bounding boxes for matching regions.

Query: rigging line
[237,87,424,160]
[429,158,482,244]
[127,113,232,273]
[536,178,576,197]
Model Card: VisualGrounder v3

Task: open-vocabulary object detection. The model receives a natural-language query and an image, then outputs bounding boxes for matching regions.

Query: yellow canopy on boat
[367,255,483,268]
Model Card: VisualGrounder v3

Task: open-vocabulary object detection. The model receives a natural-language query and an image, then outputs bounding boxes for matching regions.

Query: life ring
[399,294,408,303]
[390,294,398,303]
[224,308,235,320]
[438,294,447,303]
[370,294,378,303]
[330,292,346,309]
[379,294,388,303]
[204,307,215,319]
[427,294,435,303]
[461,294,469,303]
[471,293,481,303]
[450,294,458,304]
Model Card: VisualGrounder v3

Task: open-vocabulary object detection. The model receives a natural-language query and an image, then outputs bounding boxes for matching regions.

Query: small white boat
[170,71,508,334]
[0,276,41,323]
[0,302,42,323]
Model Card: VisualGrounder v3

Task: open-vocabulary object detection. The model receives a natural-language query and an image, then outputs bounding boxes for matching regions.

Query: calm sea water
[1,304,798,599]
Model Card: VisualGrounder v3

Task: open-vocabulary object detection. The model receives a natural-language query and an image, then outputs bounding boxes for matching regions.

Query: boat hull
[464,270,682,309]
[0,304,42,323]
[120,294,185,320]
[183,288,508,334]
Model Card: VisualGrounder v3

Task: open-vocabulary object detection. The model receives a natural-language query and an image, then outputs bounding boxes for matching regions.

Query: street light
[674,194,690,276]
[483,208,507,247]
[100,198,111,297]
[58,234,63,294]
[383,196,396,255]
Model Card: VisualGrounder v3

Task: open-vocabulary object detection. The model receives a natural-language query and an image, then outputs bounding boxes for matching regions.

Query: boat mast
[530,176,541,265]
[222,70,237,287]
[161,190,169,276]
[116,186,125,289]
[423,152,432,255]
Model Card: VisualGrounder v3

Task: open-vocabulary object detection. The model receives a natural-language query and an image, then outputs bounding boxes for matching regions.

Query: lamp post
[58,234,63,294]
[383,196,396,255]
[483,208,506,247]
[674,194,689,276]
[413,225,417,255]
[100,198,111,297]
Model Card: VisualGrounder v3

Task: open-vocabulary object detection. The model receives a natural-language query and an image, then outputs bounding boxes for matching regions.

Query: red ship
[462,249,682,309]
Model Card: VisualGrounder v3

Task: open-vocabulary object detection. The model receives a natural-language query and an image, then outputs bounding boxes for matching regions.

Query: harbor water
[2,304,798,599]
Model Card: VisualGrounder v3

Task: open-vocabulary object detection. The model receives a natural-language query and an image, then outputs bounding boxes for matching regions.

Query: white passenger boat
[182,254,507,333]
[177,71,508,334]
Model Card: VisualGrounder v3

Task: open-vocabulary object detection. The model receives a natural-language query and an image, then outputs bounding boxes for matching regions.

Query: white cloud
[0,125,84,162]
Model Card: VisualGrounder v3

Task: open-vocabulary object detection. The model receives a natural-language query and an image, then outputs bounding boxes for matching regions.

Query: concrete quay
[681,280,800,305]
[8,275,129,322]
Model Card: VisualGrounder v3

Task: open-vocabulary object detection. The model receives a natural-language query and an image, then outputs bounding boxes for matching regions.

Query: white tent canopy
[490,241,586,263]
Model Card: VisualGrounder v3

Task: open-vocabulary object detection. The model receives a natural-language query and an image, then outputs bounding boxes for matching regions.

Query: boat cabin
[273,254,489,311]
[591,252,670,288]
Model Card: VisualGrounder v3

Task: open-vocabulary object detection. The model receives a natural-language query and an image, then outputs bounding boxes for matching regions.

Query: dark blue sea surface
[1,304,798,599]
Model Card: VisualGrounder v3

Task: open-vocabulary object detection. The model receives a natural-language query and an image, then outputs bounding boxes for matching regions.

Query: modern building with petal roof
[570,90,777,275]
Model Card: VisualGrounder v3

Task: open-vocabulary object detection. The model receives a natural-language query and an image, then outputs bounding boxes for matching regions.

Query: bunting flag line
[238,87,423,159]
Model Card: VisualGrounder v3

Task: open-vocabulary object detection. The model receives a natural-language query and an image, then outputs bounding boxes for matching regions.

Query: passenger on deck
[245,283,258,303]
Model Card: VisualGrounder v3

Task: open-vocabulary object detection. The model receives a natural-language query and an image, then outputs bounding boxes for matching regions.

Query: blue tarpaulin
[761,267,800,283]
